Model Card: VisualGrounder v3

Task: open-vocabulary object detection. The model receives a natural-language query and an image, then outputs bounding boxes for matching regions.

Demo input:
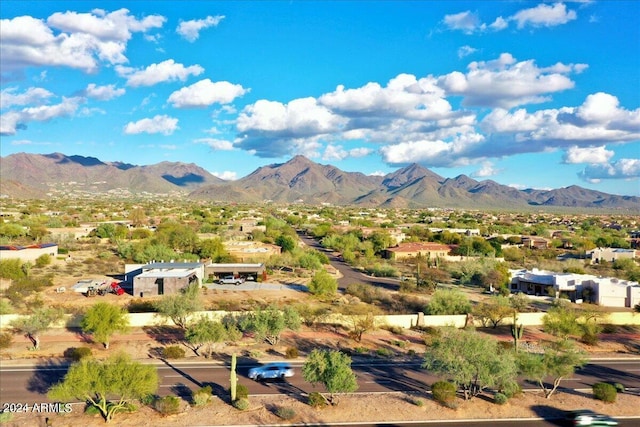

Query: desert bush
[494,392,508,405]
[233,383,249,400]
[192,386,212,407]
[162,345,185,359]
[412,398,424,407]
[581,331,599,346]
[35,254,52,268]
[376,347,394,358]
[0,411,13,422]
[382,324,404,335]
[285,346,299,359]
[64,346,93,361]
[614,383,625,393]
[308,391,328,408]
[593,382,617,403]
[232,398,249,410]
[431,381,457,408]
[127,300,157,313]
[84,404,102,415]
[275,406,296,420]
[0,331,13,350]
[154,395,181,415]
[0,300,12,315]
[140,394,157,406]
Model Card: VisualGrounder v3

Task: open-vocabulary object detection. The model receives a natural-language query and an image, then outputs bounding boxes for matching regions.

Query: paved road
[297,231,401,291]
[2,359,639,405]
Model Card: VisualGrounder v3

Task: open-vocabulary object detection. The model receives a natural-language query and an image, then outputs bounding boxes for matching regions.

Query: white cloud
[472,161,500,177]
[210,170,237,180]
[563,146,613,164]
[47,8,165,40]
[319,74,452,121]
[238,97,345,134]
[84,83,125,100]
[176,15,225,42]
[482,92,640,145]
[443,11,481,34]
[123,114,178,135]
[442,3,577,34]
[380,131,486,166]
[0,97,82,135]
[508,183,527,190]
[321,145,371,161]
[195,137,234,150]
[438,53,580,108]
[0,87,53,109]
[368,171,386,177]
[511,3,577,29]
[117,59,204,87]
[579,159,640,182]
[1,9,165,74]
[457,45,477,58]
[168,79,248,108]
[489,16,508,31]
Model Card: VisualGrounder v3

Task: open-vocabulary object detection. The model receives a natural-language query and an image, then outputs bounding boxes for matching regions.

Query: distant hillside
[0,152,224,196]
[1,152,638,212]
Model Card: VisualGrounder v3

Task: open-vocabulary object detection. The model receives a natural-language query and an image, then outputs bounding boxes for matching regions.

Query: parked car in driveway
[218,275,245,285]
[248,363,294,381]
[564,410,618,426]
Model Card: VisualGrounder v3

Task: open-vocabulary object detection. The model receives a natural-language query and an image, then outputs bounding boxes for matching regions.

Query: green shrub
[494,393,508,405]
[407,349,417,357]
[154,395,181,415]
[285,346,299,359]
[35,254,52,268]
[613,383,625,393]
[308,391,328,408]
[393,340,408,348]
[383,324,404,335]
[126,299,157,313]
[354,346,369,354]
[593,382,617,403]
[0,410,13,422]
[140,394,157,406]
[431,381,457,408]
[84,404,102,415]
[64,346,93,361]
[275,406,296,420]
[376,347,394,358]
[235,383,249,400]
[192,386,212,406]
[412,398,424,407]
[162,345,185,359]
[0,332,13,350]
[232,398,249,411]
[0,300,12,315]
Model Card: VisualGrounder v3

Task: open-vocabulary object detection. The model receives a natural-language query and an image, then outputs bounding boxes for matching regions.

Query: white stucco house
[510,268,640,308]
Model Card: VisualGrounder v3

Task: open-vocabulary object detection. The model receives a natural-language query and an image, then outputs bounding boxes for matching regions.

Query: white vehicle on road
[248,363,294,381]
[218,275,245,285]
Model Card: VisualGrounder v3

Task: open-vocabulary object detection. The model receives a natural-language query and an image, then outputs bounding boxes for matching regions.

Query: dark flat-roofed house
[127,261,204,297]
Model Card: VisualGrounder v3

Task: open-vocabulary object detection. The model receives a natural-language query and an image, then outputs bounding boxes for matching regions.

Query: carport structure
[205,263,266,281]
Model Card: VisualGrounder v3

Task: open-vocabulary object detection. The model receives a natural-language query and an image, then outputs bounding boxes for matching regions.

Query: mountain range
[1,152,638,212]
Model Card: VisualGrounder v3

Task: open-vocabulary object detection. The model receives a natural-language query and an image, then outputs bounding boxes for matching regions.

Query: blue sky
[1,1,639,196]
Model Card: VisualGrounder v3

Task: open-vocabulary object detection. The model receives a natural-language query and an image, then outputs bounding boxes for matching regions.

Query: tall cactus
[510,312,524,351]
[230,353,237,402]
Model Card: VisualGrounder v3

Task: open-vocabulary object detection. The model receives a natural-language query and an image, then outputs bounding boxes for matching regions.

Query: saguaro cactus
[230,353,237,402]
[511,312,524,351]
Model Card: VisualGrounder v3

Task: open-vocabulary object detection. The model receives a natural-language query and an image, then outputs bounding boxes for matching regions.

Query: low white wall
[1,310,638,330]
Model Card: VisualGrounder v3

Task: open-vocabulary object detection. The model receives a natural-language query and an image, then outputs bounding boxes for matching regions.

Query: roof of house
[386,242,451,253]
[0,243,58,251]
